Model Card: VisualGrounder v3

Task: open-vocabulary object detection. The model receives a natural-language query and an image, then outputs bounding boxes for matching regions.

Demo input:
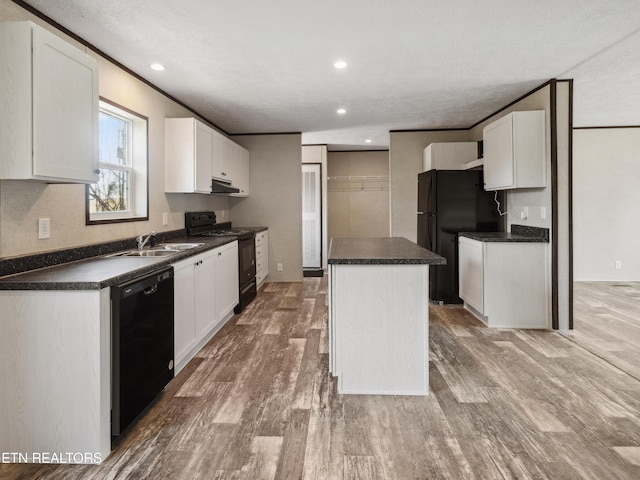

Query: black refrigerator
[417,169,499,304]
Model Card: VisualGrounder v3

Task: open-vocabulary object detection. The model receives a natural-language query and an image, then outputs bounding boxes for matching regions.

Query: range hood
[211,178,239,194]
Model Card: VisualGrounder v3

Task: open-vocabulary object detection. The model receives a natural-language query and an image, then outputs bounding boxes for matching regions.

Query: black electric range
[185,212,257,313]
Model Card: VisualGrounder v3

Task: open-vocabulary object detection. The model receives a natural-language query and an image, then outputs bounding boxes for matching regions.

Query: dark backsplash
[0,229,186,278]
[511,224,549,241]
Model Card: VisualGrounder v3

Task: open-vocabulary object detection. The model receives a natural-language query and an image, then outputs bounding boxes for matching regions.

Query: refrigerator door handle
[417,212,424,215]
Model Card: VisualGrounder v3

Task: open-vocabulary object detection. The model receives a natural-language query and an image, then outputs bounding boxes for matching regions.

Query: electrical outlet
[615,260,622,270]
[162,212,168,226]
[520,206,528,220]
[38,218,50,239]
[540,206,547,220]
[277,262,283,272]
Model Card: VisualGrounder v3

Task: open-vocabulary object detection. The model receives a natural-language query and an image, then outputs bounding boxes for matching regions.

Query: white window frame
[87,98,148,224]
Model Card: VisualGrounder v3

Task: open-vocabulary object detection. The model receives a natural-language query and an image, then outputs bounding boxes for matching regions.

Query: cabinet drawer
[256,244,265,260]
[255,233,265,247]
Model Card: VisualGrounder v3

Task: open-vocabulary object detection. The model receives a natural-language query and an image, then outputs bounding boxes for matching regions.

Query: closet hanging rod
[327,175,389,181]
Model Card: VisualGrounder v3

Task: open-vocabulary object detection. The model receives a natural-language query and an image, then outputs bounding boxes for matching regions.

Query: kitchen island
[328,237,445,396]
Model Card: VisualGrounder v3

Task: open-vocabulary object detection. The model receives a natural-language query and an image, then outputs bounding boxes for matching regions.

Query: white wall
[573,128,640,281]
[389,130,470,242]
[0,0,229,258]
[230,134,303,282]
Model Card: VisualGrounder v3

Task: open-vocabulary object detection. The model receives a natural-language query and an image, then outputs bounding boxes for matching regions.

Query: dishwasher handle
[111,267,173,300]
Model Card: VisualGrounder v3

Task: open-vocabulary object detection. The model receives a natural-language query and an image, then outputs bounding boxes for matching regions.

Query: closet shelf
[327,175,389,192]
[327,175,389,181]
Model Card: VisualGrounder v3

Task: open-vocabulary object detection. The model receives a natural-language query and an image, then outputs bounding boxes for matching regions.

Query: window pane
[99,111,130,166]
[89,169,130,213]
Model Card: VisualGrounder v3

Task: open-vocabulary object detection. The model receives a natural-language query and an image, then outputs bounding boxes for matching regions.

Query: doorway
[302,163,323,276]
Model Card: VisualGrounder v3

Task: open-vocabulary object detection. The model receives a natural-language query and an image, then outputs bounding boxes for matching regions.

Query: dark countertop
[458,232,548,243]
[459,224,549,243]
[235,226,268,233]
[328,237,446,265]
[0,236,237,291]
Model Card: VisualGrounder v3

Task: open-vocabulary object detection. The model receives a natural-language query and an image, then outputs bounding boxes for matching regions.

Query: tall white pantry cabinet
[0,21,99,183]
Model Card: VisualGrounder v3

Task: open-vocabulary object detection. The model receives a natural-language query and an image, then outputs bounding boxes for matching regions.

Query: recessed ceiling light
[365,139,372,143]
[337,108,346,114]
[150,63,165,71]
[334,60,347,69]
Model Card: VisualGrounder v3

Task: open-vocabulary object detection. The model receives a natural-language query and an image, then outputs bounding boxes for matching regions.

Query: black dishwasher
[111,267,174,437]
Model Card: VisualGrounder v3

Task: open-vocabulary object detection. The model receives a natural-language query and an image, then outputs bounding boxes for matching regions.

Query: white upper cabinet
[212,132,233,182]
[165,118,213,194]
[230,142,250,197]
[165,116,248,195]
[0,21,99,183]
[482,110,546,190]
[423,142,477,171]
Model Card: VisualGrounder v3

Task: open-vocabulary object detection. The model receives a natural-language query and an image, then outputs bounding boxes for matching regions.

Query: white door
[302,164,322,269]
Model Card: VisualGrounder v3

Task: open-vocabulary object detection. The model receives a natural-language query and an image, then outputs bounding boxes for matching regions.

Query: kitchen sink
[107,248,180,258]
[157,243,204,250]
[106,243,203,258]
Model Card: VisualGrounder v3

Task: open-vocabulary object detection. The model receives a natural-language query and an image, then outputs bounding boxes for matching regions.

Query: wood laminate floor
[571,281,640,381]
[2,278,640,479]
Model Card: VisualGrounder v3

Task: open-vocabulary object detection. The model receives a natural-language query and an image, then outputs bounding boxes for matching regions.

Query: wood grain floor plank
[343,455,380,480]
[239,436,283,480]
[291,329,321,410]
[273,408,310,480]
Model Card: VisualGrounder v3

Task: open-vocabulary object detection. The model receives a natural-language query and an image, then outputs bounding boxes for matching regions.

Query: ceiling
[19,0,640,150]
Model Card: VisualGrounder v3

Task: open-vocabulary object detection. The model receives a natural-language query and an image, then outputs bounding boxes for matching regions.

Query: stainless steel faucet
[136,231,156,250]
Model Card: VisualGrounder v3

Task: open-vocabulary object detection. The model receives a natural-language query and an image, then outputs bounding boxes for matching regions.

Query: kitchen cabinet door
[172,258,197,369]
[211,132,233,182]
[215,241,239,322]
[0,21,98,183]
[230,144,250,197]
[194,250,217,339]
[165,118,213,194]
[194,121,214,193]
[483,110,546,190]
[458,236,484,313]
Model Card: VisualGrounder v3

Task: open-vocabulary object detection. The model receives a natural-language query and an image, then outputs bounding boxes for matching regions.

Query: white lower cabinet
[173,241,238,372]
[255,229,269,288]
[214,241,239,321]
[0,289,111,462]
[458,236,550,329]
[458,236,485,313]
